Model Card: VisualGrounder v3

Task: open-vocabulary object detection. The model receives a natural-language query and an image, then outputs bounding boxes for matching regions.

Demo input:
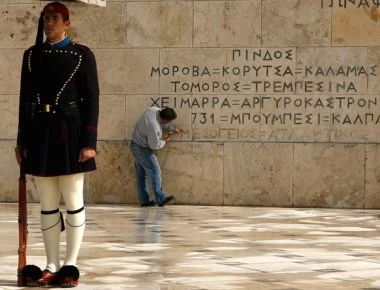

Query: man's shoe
[158,195,174,207]
[141,200,155,207]
[38,270,58,287]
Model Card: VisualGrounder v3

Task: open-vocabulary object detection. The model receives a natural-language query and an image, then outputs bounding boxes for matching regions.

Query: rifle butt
[17,162,27,286]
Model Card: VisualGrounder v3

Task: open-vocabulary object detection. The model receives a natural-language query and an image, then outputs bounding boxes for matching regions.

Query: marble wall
[1,0,380,208]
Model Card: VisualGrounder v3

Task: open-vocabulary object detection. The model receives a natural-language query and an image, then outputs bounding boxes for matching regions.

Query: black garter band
[41,209,65,232]
[66,206,85,228]
[67,206,84,215]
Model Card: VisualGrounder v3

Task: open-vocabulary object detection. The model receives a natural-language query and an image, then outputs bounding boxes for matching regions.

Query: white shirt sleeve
[147,122,166,150]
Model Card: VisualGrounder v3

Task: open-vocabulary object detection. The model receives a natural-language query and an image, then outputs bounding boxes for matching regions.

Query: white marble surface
[1,203,380,289]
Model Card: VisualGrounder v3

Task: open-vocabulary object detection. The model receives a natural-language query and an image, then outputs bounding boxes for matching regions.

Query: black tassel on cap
[35,12,44,45]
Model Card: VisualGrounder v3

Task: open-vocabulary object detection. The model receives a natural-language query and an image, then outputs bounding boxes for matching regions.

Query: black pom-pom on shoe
[21,265,42,287]
[57,265,80,288]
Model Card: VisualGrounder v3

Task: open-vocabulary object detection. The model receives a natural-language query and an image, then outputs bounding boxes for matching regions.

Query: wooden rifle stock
[17,160,27,286]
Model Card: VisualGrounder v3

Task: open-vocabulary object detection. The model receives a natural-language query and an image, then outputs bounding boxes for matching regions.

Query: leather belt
[26,101,79,115]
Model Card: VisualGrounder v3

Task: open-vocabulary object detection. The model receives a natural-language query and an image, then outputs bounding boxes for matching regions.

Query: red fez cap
[42,2,69,19]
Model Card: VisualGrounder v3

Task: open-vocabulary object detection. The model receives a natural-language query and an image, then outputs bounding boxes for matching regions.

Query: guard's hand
[78,147,96,163]
[15,146,26,165]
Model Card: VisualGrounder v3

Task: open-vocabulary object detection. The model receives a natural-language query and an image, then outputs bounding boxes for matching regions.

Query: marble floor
[1,203,380,289]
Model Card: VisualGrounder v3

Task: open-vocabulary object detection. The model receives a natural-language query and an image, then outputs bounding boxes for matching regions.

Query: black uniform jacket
[17,40,99,177]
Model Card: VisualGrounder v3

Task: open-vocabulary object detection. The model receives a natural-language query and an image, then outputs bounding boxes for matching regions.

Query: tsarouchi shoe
[57,265,80,288]
[38,269,58,287]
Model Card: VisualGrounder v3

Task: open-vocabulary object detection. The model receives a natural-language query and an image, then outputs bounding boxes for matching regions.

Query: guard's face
[43,12,70,43]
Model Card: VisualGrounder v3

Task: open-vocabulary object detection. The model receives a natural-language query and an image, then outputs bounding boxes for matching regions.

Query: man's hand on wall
[168,128,183,135]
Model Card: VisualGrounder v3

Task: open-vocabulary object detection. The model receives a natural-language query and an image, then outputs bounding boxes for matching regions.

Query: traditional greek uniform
[17,35,99,283]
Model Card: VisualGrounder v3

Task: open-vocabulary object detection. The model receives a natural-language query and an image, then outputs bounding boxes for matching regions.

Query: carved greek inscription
[167,80,359,94]
[152,48,375,95]
[149,95,380,141]
[151,96,378,110]
[149,48,379,141]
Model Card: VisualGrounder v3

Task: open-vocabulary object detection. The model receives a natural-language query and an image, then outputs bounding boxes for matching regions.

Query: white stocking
[40,210,62,273]
[35,176,62,273]
[65,208,85,266]
[59,173,85,266]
